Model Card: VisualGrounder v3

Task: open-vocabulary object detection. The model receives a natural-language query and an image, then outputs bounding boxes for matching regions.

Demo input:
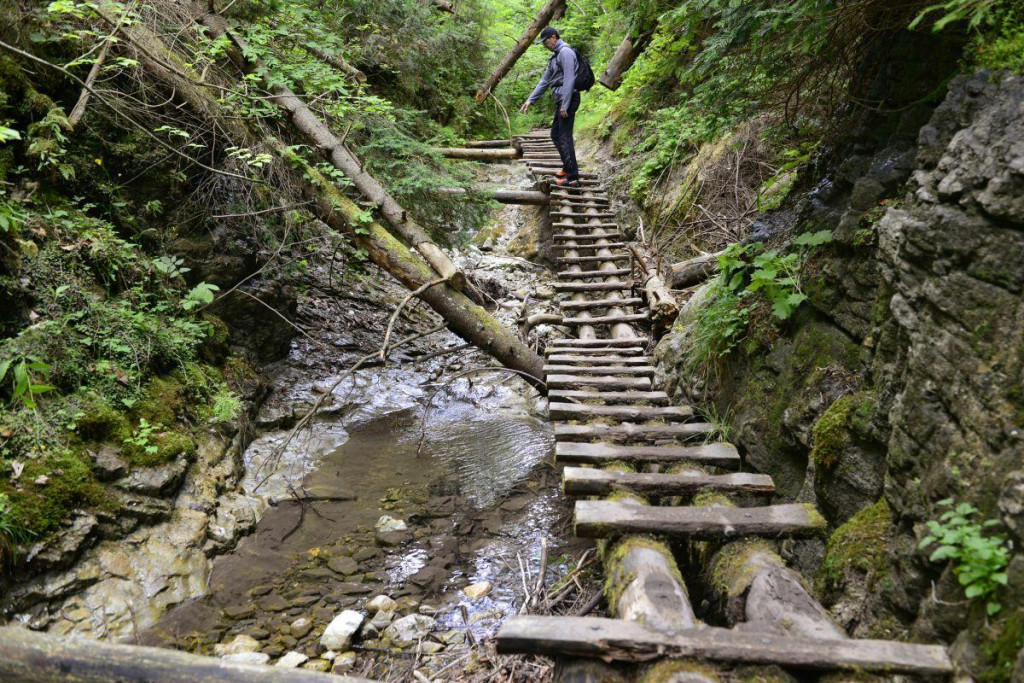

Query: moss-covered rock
[8,451,105,537]
[818,499,892,603]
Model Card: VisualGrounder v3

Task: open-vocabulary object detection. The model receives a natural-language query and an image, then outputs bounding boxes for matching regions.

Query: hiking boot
[556,169,568,178]
[554,177,580,187]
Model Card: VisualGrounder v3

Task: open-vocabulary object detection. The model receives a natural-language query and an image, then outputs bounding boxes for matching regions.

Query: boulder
[320,610,363,650]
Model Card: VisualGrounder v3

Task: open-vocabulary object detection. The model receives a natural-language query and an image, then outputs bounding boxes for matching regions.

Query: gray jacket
[527,39,578,111]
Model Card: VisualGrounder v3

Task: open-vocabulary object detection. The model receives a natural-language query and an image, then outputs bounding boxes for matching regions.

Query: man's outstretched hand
[560,109,568,118]
[519,101,532,115]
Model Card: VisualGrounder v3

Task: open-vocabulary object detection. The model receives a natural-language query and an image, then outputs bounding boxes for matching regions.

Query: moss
[604,535,687,611]
[818,499,892,594]
[74,397,130,442]
[640,659,720,683]
[692,491,736,508]
[607,490,648,505]
[710,539,777,597]
[133,376,187,427]
[979,609,1024,683]
[733,664,797,683]
[810,391,876,469]
[8,451,105,537]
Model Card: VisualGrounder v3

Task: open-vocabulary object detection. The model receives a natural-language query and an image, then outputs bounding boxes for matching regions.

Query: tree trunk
[598,29,655,91]
[668,250,723,288]
[628,245,679,332]
[431,147,521,161]
[302,44,366,83]
[0,626,371,683]
[432,0,455,13]
[474,0,567,102]
[106,6,545,387]
[465,139,514,148]
[194,5,466,290]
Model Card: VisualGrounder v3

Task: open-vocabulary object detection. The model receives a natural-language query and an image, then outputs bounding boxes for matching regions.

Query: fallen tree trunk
[669,250,723,289]
[628,245,679,332]
[432,147,520,161]
[0,626,372,683]
[435,187,549,205]
[474,0,566,102]
[599,28,655,91]
[194,5,466,290]
[465,139,514,148]
[107,7,545,387]
[302,44,366,83]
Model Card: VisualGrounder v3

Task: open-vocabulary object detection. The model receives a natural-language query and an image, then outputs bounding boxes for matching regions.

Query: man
[519,26,580,187]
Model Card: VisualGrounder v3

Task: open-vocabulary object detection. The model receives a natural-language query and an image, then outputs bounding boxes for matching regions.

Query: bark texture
[474,0,567,102]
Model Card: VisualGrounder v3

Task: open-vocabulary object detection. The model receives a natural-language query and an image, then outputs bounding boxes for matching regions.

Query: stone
[116,458,188,497]
[208,493,258,549]
[289,617,313,639]
[302,659,331,672]
[375,530,413,547]
[439,629,466,645]
[337,582,371,595]
[275,651,308,668]
[999,471,1024,538]
[383,613,436,644]
[320,610,363,650]
[222,652,270,665]
[223,604,255,620]
[365,595,397,614]
[288,594,319,608]
[353,547,379,562]
[327,556,360,576]
[25,513,98,572]
[370,609,395,630]
[462,581,492,599]
[419,641,445,655]
[214,634,261,656]
[332,651,358,672]
[374,515,408,533]
[93,445,127,481]
[257,594,289,612]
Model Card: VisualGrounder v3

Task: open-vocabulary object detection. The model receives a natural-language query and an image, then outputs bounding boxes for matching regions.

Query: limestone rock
[327,555,360,576]
[25,512,98,572]
[222,652,270,665]
[214,634,261,656]
[332,651,358,672]
[116,458,188,497]
[275,651,309,668]
[302,659,331,672]
[365,594,397,614]
[320,610,363,650]
[92,446,127,481]
[463,581,492,599]
[383,613,436,644]
[374,515,407,533]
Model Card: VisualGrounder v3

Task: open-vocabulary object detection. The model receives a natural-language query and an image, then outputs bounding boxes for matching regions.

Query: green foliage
[0,491,33,570]
[920,499,1011,616]
[819,499,893,594]
[972,3,1024,72]
[124,417,159,456]
[910,0,1000,31]
[811,392,876,468]
[0,357,54,410]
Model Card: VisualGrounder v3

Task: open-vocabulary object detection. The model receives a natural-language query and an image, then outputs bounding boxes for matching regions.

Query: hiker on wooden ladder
[519,26,594,188]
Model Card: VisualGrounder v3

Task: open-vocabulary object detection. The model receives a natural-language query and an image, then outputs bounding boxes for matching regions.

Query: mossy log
[431,147,521,161]
[668,251,724,289]
[599,29,656,91]
[474,0,567,102]
[0,626,373,682]
[193,4,465,290]
[108,6,545,386]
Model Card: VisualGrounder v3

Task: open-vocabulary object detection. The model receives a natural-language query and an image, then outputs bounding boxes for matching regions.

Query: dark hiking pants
[551,91,581,181]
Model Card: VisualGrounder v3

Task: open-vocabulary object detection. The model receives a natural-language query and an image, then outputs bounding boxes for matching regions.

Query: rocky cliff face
[656,72,1024,678]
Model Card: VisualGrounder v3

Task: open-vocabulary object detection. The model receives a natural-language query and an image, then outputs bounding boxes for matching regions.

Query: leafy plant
[919,498,1010,616]
[0,357,54,410]
[910,0,999,31]
[0,491,33,570]
[124,417,159,456]
[182,282,220,311]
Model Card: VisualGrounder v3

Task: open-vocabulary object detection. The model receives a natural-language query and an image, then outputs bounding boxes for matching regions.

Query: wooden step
[544,346,646,356]
[550,338,649,347]
[555,442,738,468]
[557,269,632,280]
[553,422,711,441]
[552,232,623,242]
[495,617,953,676]
[546,375,652,391]
[548,390,669,405]
[562,468,775,497]
[562,313,648,326]
[553,282,634,293]
[549,402,692,422]
[552,243,627,252]
[558,254,629,264]
[574,501,826,539]
[547,354,650,364]
[559,297,642,311]
[553,221,618,229]
[551,198,609,207]
[544,366,655,377]
[552,211,616,219]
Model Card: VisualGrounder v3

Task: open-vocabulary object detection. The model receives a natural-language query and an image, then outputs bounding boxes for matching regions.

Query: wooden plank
[552,243,627,252]
[558,254,630,264]
[562,313,648,325]
[0,626,375,683]
[553,233,623,242]
[552,211,616,219]
[548,390,669,405]
[556,442,738,468]
[557,268,632,280]
[553,282,634,293]
[563,468,774,497]
[559,297,642,311]
[552,222,618,228]
[544,346,646,355]
[546,375,652,391]
[465,139,514,148]
[550,338,648,347]
[575,501,826,539]
[544,365,655,376]
[494,617,953,676]
[547,354,650,364]
[553,422,711,441]
[433,147,520,160]
[549,402,691,421]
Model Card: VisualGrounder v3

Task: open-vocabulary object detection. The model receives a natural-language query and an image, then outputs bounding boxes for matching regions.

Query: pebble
[366,595,397,614]
[353,547,379,562]
[222,605,255,619]
[383,614,437,644]
[375,515,408,533]
[289,617,313,639]
[463,581,493,599]
[440,630,466,645]
[327,556,360,576]
[418,604,439,615]
[275,651,309,668]
[419,641,445,655]
[302,659,331,672]
[320,610,364,650]
[370,609,395,629]
[213,634,260,656]
[332,651,358,672]
[257,595,289,612]
[222,652,270,665]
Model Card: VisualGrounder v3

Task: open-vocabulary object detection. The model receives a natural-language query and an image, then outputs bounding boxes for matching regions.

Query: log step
[495,617,953,676]
[544,346,646,356]
[552,211,616,219]
[575,501,826,539]
[553,222,618,229]
[553,422,711,442]
[562,468,775,497]
[555,442,738,468]
[559,297,642,311]
[548,390,669,405]
[558,254,629,264]
[543,365,656,377]
[550,338,649,347]
[552,198,610,207]
[549,402,692,422]
[552,243,627,252]
[553,282,634,293]
[546,375,652,391]
[562,313,648,326]
[552,233,623,242]
[557,269,632,280]
[547,354,650,364]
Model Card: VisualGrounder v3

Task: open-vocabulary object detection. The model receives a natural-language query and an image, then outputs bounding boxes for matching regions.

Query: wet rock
[258,594,289,612]
[207,493,258,550]
[395,597,420,612]
[418,604,438,615]
[440,630,466,645]
[288,594,319,608]
[246,627,270,640]
[365,595,396,614]
[321,610,363,650]
[374,530,412,547]
[92,446,127,481]
[26,512,98,572]
[223,604,255,620]
[469,608,504,625]
[290,617,313,639]
[337,582,371,595]
[352,547,379,562]
[275,651,309,668]
[370,609,395,630]
[214,634,261,656]
[302,659,331,672]
[222,652,270,665]
[383,614,436,644]
[113,492,173,524]
[375,515,408,533]
[117,458,188,497]
[463,581,492,599]
[327,556,360,576]
[999,472,1024,538]
[332,651,358,672]
[419,641,445,655]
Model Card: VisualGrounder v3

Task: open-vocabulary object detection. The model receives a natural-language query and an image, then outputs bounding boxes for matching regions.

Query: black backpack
[572,48,596,92]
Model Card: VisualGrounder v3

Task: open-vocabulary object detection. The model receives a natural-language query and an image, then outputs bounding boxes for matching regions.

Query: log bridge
[472,133,953,681]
